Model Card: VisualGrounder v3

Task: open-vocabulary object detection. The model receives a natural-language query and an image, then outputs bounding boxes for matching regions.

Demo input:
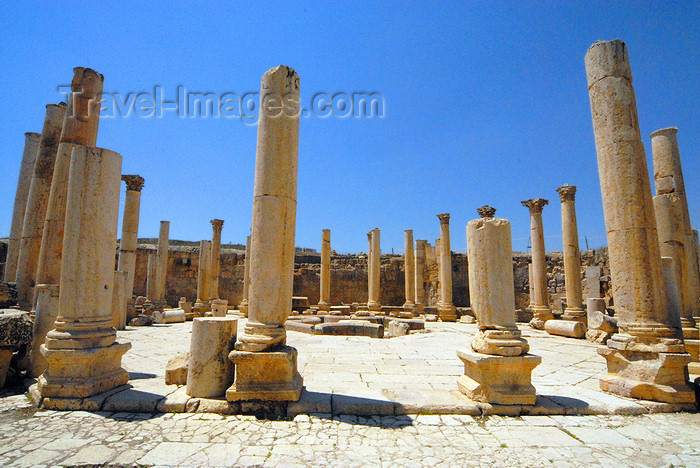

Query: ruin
[521,198,553,329]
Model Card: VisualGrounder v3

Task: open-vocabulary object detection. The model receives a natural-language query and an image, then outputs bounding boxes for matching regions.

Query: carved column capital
[521,198,549,213]
[437,213,450,224]
[477,205,496,218]
[121,175,145,192]
[556,184,577,203]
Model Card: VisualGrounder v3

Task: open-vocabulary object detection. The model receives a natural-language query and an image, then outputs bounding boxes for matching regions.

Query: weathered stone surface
[286,321,317,334]
[186,317,237,398]
[165,352,189,386]
[154,309,186,324]
[314,321,384,338]
[226,345,302,402]
[544,319,587,339]
[381,317,424,330]
[0,310,33,346]
[129,314,154,326]
[387,320,409,337]
[210,299,228,317]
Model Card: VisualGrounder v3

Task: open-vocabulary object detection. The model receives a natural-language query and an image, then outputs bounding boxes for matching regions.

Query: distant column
[585,39,692,403]
[146,252,157,303]
[15,103,66,308]
[318,229,331,311]
[414,239,427,313]
[195,240,212,313]
[557,185,585,322]
[401,230,416,315]
[209,219,224,300]
[367,228,382,312]
[153,221,170,309]
[437,213,456,321]
[5,132,41,282]
[117,175,144,305]
[238,235,251,316]
[521,198,553,329]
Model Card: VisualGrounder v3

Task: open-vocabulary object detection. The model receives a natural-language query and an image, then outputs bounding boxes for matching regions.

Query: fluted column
[15,103,66,308]
[585,39,692,403]
[521,198,553,329]
[437,213,457,321]
[117,175,144,304]
[318,229,331,311]
[557,185,585,321]
[209,219,224,300]
[238,235,251,316]
[5,132,41,282]
[414,239,427,313]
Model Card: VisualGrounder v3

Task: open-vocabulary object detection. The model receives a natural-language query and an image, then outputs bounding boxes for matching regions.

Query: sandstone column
[521,198,553,329]
[238,235,251,316]
[4,132,41,282]
[402,230,416,316]
[414,239,427,313]
[585,39,692,403]
[317,229,331,311]
[15,103,66,308]
[527,264,536,310]
[146,252,157,304]
[367,228,382,312]
[117,175,144,306]
[651,127,699,338]
[227,65,302,402]
[194,240,211,313]
[557,185,585,322]
[458,206,540,404]
[209,219,224,300]
[36,146,131,407]
[153,221,170,310]
[437,213,457,321]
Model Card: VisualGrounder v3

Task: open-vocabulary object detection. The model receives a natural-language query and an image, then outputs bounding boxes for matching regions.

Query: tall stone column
[557,185,585,322]
[401,230,416,316]
[238,235,251,317]
[367,228,382,312]
[36,146,131,407]
[693,229,700,322]
[458,206,540,404]
[153,221,170,309]
[585,39,693,403]
[651,127,699,338]
[318,229,331,311]
[227,65,302,402]
[194,240,211,313]
[5,133,41,282]
[521,198,553,329]
[209,219,224,300]
[527,264,536,310]
[145,252,157,308]
[117,175,144,306]
[437,213,457,321]
[435,238,442,305]
[15,103,66,308]
[414,239,427,313]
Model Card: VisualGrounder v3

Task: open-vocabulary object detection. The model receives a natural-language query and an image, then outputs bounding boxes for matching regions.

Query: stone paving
[2,319,699,466]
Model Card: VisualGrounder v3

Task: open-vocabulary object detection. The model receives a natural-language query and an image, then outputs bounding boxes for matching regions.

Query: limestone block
[456,349,541,405]
[460,315,475,324]
[226,345,302,402]
[0,348,13,387]
[0,310,33,346]
[545,319,587,339]
[211,299,228,317]
[155,309,186,324]
[387,320,410,337]
[425,314,438,322]
[292,296,310,312]
[165,352,188,386]
[380,317,425,330]
[285,321,317,334]
[588,310,618,334]
[186,317,237,398]
[129,314,154,326]
[313,321,384,338]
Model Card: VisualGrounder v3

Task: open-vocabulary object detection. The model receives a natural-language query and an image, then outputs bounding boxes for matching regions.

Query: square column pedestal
[597,347,695,403]
[226,346,302,401]
[457,349,541,405]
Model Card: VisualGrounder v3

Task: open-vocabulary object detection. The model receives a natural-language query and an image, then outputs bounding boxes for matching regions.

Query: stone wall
[127,244,609,311]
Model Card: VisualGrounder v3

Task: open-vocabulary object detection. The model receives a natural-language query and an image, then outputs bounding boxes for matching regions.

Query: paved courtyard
[1,319,698,466]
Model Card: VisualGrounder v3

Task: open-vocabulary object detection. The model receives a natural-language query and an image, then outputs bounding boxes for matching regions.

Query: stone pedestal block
[545,319,587,338]
[28,284,59,377]
[597,347,694,403]
[456,349,541,405]
[186,317,237,398]
[211,299,228,317]
[226,345,302,401]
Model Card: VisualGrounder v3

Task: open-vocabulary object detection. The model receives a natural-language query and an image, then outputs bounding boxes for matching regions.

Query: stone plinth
[544,319,586,339]
[436,213,456,321]
[227,346,302,401]
[521,198,553,329]
[585,39,693,403]
[457,350,541,405]
[211,299,228,318]
[187,317,237,398]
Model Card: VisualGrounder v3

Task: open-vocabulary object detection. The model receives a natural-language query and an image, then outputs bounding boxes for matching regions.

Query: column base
[597,347,694,403]
[367,301,382,312]
[528,306,553,330]
[226,345,302,402]
[37,341,131,399]
[456,349,541,405]
[680,320,699,339]
[561,307,587,323]
[437,303,457,322]
[684,339,700,375]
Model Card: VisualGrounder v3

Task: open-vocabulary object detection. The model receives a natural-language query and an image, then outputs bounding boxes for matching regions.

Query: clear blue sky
[1,1,698,254]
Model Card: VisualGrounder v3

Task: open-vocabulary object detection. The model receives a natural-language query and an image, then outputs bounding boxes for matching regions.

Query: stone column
[437,213,457,321]
[318,229,331,311]
[586,266,603,298]
[557,185,585,321]
[414,239,427,313]
[194,240,211,313]
[527,264,536,309]
[146,252,157,303]
[227,65,302,402]
[521,198,553,329]
[402,230,416,316]
[4,132,41,282]
[153,221,170,309]
[238,235,251,316]
[435,238,442,305]
[15,103,66,308]
[36,146,131,407]
[111,271,127,330]
[117,175,144,306]
[209,219,224,301]
[367,228,382,312]
[458,206,540,404]
[651,127,699,338]
[585,39,693,403]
